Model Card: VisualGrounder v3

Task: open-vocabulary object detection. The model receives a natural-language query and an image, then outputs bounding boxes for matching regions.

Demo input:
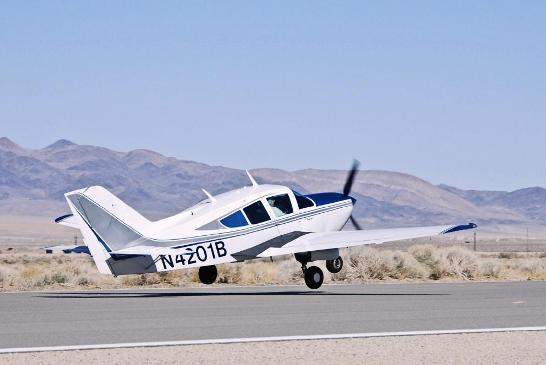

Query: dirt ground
[2,331,545,365]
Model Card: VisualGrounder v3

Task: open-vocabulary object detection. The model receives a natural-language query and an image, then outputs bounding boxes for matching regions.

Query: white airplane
[55,162,477,289]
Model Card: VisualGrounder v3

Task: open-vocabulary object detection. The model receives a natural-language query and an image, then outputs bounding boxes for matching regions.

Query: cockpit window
[243,200,270,224]
[219,210,248,228]
[293,191,314,209]
[266,194,293,217]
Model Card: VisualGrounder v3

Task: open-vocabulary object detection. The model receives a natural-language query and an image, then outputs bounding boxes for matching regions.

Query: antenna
[246,170,258,187]
[201,188,217,203]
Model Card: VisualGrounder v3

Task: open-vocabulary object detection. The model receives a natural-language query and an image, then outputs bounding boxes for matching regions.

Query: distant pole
[526,227,529,253]
[473,232,477,252]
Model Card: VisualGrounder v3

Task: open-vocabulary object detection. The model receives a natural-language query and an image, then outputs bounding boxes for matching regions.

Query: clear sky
[1,1,545,191]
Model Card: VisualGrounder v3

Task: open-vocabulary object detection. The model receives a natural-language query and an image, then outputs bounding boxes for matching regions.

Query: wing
[255,223,477,258]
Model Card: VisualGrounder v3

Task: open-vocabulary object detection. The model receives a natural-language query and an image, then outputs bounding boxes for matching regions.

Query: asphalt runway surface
[1,282,546,349]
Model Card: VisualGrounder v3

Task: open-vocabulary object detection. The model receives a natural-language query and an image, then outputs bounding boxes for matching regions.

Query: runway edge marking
[2,326,546,354]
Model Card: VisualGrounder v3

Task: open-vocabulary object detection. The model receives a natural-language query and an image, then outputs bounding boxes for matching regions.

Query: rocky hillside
[0,137,543,227]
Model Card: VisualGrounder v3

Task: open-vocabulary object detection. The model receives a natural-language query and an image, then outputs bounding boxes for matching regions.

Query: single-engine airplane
[55,162,477,289]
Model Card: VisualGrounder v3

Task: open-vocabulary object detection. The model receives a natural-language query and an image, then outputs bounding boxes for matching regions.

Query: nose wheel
[303,266,324,289]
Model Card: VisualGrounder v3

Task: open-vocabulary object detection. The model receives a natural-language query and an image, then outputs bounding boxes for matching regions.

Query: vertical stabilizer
[64,186,151,275]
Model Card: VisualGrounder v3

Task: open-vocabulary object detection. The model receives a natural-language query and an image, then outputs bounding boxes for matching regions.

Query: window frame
[292,190,315,210]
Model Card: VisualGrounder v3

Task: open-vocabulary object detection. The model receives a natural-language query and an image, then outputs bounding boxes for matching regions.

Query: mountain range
[1,137,545,228]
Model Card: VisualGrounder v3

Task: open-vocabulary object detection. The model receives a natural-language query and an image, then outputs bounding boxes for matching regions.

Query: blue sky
[1,1,545,190]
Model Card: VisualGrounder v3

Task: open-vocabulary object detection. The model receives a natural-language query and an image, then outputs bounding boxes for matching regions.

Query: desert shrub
[444,246,479,279]
[20,266,42,281]
[517,259,546,279]
[480,261,502,278]
[240,262,276,284]
[348,248,395,280]
[50,271,69,284]
[76,276,95,286]
[391,251,428,279]
[275,260,301,283]
[217,264,242,284]
[409,245,437,266]
[156,271,181,285]
[409,245,448,280]
[499,252,518,259]
[2,256,17,265]
[121,274,147,286]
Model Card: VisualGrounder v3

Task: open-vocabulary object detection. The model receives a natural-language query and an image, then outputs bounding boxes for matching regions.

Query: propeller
[343,159,361,230]
[343,160,360,196]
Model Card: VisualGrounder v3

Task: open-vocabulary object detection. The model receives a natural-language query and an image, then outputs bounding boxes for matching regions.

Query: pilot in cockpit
[267,197,285,217]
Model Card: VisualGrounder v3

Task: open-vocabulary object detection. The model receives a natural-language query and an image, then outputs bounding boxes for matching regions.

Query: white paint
[2,326,546,354]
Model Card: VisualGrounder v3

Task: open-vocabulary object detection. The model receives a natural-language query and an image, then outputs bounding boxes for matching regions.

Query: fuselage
[111,184,355,273]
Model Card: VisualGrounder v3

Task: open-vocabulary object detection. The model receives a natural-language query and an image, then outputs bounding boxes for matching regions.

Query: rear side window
[243,201,270,224]
[220,210,248,228]
[295,195,314,209]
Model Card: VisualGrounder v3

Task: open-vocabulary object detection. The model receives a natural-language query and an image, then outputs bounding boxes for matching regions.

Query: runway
[1,281,546,350]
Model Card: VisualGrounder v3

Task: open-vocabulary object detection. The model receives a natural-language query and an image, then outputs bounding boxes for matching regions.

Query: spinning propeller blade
[349,215,362,230]
[343,159,361,230]
[343,160,360,196]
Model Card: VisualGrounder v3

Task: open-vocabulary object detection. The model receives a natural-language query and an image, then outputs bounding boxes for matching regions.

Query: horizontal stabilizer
[54,214,79,229]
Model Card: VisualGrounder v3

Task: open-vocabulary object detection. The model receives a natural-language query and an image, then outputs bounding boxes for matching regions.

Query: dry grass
[1,245,546,291]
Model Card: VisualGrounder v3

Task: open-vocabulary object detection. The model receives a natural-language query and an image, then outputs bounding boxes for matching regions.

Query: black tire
[198,265,218,285]
[304,266,324,289]
[326,256,343,273]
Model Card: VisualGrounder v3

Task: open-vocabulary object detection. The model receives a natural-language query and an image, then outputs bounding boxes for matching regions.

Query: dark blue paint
[62,245,91,255]
[442,223,478,234]
[54,214,73,223]
[305,192,355,206]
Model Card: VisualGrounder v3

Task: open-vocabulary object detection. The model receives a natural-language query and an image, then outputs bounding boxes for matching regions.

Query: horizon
[1,135,543,193]
[1,2,545,191]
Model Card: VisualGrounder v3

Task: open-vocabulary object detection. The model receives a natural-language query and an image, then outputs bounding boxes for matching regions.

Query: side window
[295,195,314,209]
[243,201,271,224]
[266,194,294,217]
[219,210,248,228]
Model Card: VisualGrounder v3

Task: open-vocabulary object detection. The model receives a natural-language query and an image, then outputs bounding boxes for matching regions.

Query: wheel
[304,266,324,289]
[198,265,218,285]
[326,256,343,273]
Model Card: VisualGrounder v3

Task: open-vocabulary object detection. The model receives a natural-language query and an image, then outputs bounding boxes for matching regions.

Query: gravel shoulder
[2,331,545,365]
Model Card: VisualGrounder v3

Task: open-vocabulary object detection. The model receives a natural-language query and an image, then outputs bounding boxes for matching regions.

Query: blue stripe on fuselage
[305,192,355,206]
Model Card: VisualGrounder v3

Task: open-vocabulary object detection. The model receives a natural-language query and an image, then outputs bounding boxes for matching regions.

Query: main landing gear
[296,252,344,290]
[198,265,218,284]
[326,256,343,273]
[303,265,324,289]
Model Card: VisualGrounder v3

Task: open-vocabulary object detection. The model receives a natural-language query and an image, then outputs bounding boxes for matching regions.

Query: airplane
[55,161,477,289]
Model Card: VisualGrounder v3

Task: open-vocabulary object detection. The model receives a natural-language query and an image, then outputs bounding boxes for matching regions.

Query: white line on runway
[2,326,546,354]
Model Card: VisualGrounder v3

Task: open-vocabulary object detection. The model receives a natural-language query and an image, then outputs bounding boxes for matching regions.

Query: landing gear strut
[198,265,218,285]
[326,256,343,273]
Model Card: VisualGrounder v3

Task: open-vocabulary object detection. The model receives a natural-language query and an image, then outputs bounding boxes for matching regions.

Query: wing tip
[442,222,478,234]
[54,213,73,224]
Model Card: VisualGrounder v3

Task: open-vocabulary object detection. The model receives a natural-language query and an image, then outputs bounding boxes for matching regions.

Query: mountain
[0,137,543,227]
[438,185,546,224]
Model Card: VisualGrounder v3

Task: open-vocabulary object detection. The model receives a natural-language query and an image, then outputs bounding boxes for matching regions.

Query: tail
[65,186,151,274]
